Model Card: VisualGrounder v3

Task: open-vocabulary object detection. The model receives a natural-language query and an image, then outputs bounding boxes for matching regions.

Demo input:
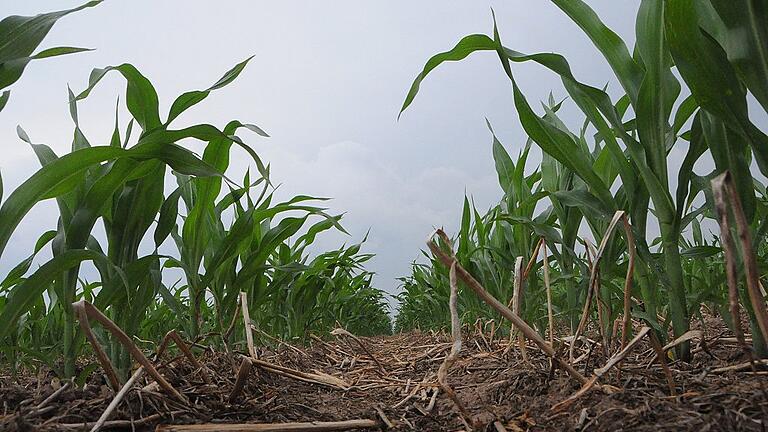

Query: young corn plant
[173,179,352,342]
[261,239,390,339]
[531,95,636,332]
[397,129,576,334]
[395,117,636,343]
[0,58,265,378]
[0,1,392,378]
[399,0,768,360]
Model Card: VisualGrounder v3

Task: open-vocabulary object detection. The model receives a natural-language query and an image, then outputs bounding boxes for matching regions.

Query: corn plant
[0,58,268,377]
[168,163,381,342]
[0,2,391,379]
[395,124,636,338]
[399,0,768,360]
[396,130,575,333]
[260,239,391,338]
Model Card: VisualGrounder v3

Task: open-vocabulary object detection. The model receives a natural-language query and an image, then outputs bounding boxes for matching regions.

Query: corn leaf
[709,0,768,112]
[167,56,254,124]
[551,0,643,104]
[0,249,123,339]
[76,64,162,132]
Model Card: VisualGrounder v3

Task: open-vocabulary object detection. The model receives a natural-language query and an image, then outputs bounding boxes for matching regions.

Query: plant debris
[2,316,766,431]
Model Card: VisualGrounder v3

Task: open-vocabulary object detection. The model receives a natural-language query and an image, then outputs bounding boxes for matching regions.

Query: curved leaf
[166,56,254,124]
[399,34,496,117]
[0,249,122,339]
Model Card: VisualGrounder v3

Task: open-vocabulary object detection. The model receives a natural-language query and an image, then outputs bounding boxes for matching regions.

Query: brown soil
[2,319,767,431]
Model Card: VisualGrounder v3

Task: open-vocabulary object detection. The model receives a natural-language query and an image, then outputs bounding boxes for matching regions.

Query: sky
[0,1,643,306]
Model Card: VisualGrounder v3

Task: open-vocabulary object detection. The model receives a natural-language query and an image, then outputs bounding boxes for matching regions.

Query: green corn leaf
[292,215,343,256]
[183,121,269,279]
[0,230,57,291]
[30,46,92,59]
[65,144,218,252]
[76,63,162,132]
[500,47,673,221]
[0,90,9,113]
[458,196,471,259]
[234,216,309,289]
[551,0,643,104]
[74,364,100,387]
[680,206,708,231]
[199,207,257,287]
[240,123,270,137]
[214,183,252,217]
[495,214,564,246]
[0,1,100,63]
[399,34,497,116]
[399,26,631,212]
[665,0,768,176]
[681,245,721,258]
[0,1,100,105]
[157,283,186,322]
[0,249,124,339]
[0,146,125,260]
[110,97,121,148]
[399,27,667,216]
[167,56,254,125]
[154,186,182,247]
[700,111,756,220]
[490,24,616,212]
[67,87,91,151]
[123,119,134,148]
[512,141,534,207]
[96,255,164,310]
[709,0,768,112]
[674,112,707,228]
[672,95,699,135]
[15,127,82,211]
[635,0,680,188]
[692,217,704,245]
[552,189,613,220]
[488,120,515,197]
[665,0,746,124]
[591,143,619,189]
[0,131,225,261]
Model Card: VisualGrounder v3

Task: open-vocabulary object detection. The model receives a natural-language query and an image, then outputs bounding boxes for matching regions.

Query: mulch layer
[2,319,767,431]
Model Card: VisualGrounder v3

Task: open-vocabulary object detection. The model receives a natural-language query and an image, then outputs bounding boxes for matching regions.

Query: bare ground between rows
[2,319,768,431]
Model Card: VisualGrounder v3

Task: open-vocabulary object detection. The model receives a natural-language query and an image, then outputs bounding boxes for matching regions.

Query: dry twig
[436,261,474,430]
[90,367,145,432]
[426,229,588,385]
[156,330,212,383]
[571,211,633,361]
[241,291,258,359]
[229,356,253,402]
[72,300,185,402]
[330,327,387,375]
[552,327,651,411]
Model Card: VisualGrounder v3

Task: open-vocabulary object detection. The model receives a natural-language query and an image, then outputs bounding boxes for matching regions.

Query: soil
[2,317,767,431]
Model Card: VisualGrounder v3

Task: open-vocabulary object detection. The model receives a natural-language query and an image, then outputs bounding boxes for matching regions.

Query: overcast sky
[1,1,643,304]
